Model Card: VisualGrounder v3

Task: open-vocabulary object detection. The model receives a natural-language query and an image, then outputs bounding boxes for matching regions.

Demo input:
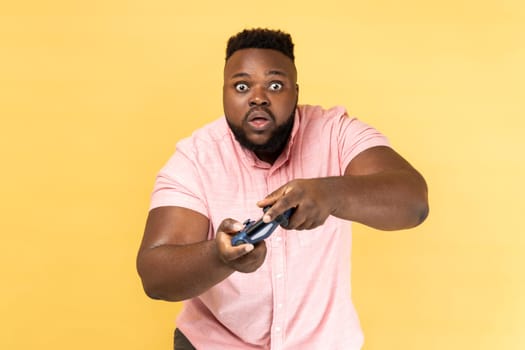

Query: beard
[227,106,296,155]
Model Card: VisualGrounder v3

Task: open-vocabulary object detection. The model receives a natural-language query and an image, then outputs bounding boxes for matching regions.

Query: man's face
[223,48,298,161]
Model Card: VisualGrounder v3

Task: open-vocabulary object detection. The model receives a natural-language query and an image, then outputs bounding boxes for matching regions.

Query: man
[137,28,429,349]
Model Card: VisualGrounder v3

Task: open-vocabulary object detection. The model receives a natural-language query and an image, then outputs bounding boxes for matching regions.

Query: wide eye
[235,83,249,92]
[269,82,283,91]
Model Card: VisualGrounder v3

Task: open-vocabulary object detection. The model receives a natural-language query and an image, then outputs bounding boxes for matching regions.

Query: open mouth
[246,109,273,131]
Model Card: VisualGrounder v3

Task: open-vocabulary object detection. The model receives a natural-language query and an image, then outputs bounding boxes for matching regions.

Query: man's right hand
[215,218,267,273]
[137,207,268,301]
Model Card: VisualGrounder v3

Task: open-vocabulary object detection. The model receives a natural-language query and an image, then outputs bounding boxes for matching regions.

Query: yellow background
[1,0,524,349]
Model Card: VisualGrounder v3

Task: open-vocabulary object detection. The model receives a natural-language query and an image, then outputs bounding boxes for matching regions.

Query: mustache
[244,106,276,122]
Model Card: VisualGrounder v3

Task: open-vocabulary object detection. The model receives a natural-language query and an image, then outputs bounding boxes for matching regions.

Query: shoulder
[296,104,357,136]
[297,104,352,127]
[298,104,384,132]
[176,117,231,156]
[297,104,347,117]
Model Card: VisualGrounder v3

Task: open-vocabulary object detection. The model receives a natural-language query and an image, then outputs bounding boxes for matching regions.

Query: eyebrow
[230,70,288,79]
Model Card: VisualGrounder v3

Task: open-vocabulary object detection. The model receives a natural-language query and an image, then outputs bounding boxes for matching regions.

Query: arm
[258,146,429,231]
[136,206,267,302]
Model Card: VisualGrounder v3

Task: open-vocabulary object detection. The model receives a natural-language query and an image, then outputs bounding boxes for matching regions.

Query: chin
[247,134,271,145]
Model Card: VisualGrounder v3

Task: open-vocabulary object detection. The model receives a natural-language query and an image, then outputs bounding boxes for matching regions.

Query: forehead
[224,48,297,81]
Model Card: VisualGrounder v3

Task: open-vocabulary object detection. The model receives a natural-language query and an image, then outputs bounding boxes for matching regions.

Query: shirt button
[277,303,283,309]
[276,273,283,279]
[276,236,282,242]
[275,326,281,333]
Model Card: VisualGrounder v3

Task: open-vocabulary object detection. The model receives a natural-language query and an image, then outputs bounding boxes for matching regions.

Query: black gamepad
[231,206,295,246]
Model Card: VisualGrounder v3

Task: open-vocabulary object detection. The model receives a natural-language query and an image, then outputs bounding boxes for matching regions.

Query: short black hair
[226,28,295,62]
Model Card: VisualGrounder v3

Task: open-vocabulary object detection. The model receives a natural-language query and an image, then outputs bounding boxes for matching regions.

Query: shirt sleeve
[332,106,391,170]
[149,140,209,217]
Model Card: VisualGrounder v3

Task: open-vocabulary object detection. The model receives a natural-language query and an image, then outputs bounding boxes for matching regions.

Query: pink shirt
[150,105,390,349]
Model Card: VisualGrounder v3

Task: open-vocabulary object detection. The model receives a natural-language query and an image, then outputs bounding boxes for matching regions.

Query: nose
[249,86,269,107]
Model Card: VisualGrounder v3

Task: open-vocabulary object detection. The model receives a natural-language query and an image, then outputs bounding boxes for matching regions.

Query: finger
[284,211,302,230]
[216,230,254,261]
[286,208,316,230]
[256,185,288,208]
[227,243,255,260]
[262,191,295,223]
[230,241,267,273]
[295,220,316,231]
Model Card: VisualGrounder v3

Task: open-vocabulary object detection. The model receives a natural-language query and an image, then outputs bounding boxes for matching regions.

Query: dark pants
[174,328,196,350]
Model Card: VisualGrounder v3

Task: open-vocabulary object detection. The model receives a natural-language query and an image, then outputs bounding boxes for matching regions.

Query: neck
[254,148,283,164]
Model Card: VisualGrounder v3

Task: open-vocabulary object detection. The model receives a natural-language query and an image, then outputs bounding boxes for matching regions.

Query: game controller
[231,206,295,246]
